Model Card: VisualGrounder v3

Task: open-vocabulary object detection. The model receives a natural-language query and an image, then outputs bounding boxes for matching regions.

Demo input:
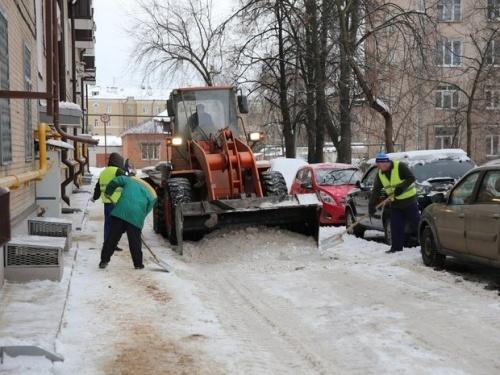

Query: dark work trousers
[390,203,420,251]
[103,203,115,242]
[101,216,143,267]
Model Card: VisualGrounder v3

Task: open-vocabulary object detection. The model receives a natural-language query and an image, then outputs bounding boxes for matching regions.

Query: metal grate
[5,246,59,267]
[28,220,71,237]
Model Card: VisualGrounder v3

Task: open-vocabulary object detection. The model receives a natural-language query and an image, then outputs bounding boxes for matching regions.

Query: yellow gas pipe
[0,123,49,189]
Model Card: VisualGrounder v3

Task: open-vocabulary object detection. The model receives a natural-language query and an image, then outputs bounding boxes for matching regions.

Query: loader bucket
[174,194,321,254]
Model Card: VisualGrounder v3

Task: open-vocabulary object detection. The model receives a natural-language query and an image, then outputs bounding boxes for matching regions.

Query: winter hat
[375,152,390,163]
[108,152,124,169]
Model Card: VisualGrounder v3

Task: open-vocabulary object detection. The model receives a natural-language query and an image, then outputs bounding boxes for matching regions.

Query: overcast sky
[94,0,235,89]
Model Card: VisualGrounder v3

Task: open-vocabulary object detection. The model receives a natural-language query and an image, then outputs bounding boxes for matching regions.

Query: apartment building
[88,86,169,137]
[0,0,96,224]
[359,0,500,163]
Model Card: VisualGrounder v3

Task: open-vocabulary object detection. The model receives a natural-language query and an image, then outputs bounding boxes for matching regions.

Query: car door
[434,171,480,253]
[356,166,379,228]
[465,170,500,260]
[290,168,304,194]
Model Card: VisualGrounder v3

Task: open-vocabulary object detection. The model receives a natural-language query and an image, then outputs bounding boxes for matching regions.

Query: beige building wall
[0,0,38,222]
[88,95,167,137]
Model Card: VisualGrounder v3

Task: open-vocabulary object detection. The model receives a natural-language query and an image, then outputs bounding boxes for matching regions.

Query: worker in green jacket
[99,176,157,269]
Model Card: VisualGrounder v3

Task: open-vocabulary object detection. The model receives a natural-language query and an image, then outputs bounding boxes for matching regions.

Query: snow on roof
[92,135,122,147]
[270,158,308,192]
[368,149,470,165]
[153,109,171,122]
[59,101,82,111]
[88,86,171,101]
[121,119,167,136]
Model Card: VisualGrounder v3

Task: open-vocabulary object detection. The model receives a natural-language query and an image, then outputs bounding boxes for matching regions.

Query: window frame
[485,127,500,156]
[485,39,500,66]
[485,88,500,110]
[435,85,459,109]
[141,142,160,161]
[436,39,462,67]
[23,42,33,162]
[363,166,379,188]
[488,0,500,21]
[437,0,462,22]
[434,125,457,149]
[0,11,11,166]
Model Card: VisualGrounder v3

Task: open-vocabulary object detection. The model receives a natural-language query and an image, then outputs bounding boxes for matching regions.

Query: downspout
[54,0,74,205]
[0,123,49,189]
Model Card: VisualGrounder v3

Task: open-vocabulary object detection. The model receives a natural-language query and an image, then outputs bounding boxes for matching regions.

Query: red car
[291,163,361,225]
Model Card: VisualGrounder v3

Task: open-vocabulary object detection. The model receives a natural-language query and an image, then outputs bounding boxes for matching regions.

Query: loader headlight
[249,132,264,142]
[172,137,183,146]
[319,191,336,205]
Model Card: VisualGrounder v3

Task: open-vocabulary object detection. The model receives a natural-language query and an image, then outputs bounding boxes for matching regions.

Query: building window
[434,126,457,149]
[435,85,459,109]
[486,39,500,66]
[437,0,461,21]
[106,105,112,114]
[141,143,160,160]
[23,44,33,161]
[486,128,500,156]
[156,106,162,114]
[128,119,134,128]
[486,88,500,109]
[488,0,500,20]
[0,12,12,165]
[94,119,99,129]
[128,106,133,114]
[436,40,462,66]
[142,106,147,114]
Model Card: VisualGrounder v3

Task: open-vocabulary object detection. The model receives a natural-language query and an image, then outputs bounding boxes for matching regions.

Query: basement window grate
[28,221,71,237]
[6,246,60,267]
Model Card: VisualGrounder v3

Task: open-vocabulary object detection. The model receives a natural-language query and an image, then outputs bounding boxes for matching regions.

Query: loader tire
[165,178,193,245]
[153,188,165,235]
[261,171,288,197]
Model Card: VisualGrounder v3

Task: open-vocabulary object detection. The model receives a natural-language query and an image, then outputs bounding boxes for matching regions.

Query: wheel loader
[143,86,321,253]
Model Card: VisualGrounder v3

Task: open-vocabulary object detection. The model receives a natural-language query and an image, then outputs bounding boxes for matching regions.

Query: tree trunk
[304,0,317,162]
[337,33,352,163]
[275,1,295,158]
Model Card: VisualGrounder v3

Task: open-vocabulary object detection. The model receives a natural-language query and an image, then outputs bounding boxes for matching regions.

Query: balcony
[73,0,95,30]
[75,29,95,49]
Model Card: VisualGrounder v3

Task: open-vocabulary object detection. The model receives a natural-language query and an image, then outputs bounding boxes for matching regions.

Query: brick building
[357,0,500,164]
[0,0,96,224]
[122,114,171,169]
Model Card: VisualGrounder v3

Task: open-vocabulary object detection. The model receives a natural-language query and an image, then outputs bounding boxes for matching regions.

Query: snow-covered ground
[2,183,500,374]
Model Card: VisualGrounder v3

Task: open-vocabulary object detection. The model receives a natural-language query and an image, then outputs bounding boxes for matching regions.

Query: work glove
[394,185,404,196]
[368,205,376,217]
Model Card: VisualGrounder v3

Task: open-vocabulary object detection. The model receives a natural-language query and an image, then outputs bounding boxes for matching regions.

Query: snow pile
[270,158,308,191]
[92,135,122,147]
[183,227,317,264]
[59,101,82,111]
[368,149,471,166]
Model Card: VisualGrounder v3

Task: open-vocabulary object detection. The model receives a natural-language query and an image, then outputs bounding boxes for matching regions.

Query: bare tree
[131,0,227,86]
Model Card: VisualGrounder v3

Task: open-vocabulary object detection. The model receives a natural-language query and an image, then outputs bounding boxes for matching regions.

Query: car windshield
[411,160,475,182]
[316,168,361,186]
[175,89,239,140]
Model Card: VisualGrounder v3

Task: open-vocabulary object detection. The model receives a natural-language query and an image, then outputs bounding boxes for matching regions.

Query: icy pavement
[2,190,500,374]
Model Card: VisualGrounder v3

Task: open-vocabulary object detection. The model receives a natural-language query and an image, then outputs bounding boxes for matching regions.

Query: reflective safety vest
[99,167,122,204]
[378,161,417,200]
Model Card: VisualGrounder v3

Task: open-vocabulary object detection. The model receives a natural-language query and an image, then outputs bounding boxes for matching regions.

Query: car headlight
[319,191,336,205]
[172,137,183,146]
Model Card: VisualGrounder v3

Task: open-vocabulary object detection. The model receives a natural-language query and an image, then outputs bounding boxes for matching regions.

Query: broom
[320,196,393,250]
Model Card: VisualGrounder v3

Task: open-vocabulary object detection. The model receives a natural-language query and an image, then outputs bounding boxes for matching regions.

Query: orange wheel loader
[143,86,321,254]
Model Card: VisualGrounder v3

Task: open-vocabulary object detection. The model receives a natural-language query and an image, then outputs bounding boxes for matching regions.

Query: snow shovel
[320,196,393,250]
[76,197,92,231]
[141,236,172,273]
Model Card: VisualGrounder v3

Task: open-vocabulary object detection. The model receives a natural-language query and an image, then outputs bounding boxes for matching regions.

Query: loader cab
[168,87,244,142]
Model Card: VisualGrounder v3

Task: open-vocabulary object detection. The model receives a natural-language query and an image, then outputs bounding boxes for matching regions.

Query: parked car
[419,164,500,269]
[291,163,361,225]
[344,149,475,244]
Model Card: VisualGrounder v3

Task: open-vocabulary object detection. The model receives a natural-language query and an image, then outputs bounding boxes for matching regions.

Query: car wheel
[346,208,365,238]
[383,218,392,246]
[420,227,446,268]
